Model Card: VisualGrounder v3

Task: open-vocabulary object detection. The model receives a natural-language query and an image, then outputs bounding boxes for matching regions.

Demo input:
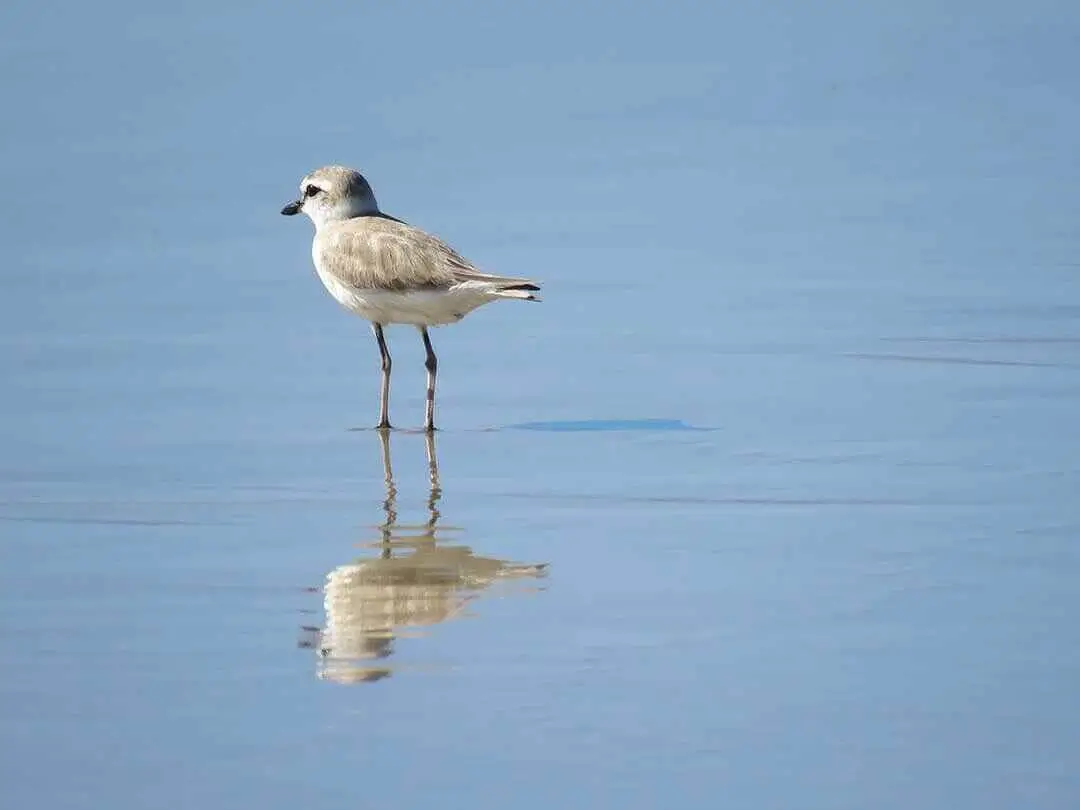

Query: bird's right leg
[372,323,392,430]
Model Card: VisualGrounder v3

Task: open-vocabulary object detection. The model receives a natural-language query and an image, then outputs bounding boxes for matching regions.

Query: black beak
[281,200,302,216]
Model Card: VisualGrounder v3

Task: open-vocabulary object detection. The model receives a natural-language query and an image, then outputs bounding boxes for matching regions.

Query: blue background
[2,1,1079,808]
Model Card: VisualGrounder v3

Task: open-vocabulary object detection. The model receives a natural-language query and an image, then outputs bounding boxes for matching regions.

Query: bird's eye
[305,185,321,198]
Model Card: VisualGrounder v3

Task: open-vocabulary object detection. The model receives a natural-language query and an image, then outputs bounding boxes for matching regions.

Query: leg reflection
[425,431,441,532]
[310,432,548,684]
[378,428,396,556]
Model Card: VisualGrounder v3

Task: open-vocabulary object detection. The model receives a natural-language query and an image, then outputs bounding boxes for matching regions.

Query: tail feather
[497,281,541,301]
[454,265,541,300]
[493,283,542,302]
[456,273,542,301]
[464,278,541,302]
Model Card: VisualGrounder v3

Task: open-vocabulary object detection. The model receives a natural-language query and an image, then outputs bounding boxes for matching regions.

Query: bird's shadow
[498,418,713,433]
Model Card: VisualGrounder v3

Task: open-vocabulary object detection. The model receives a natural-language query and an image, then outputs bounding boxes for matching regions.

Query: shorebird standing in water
[281,165,541,431]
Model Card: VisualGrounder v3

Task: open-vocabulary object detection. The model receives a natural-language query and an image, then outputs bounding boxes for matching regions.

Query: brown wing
[314,217,540,292]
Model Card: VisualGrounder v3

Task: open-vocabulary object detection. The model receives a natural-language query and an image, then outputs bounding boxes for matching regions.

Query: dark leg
[372,323,392,430]
[420,326,438,432]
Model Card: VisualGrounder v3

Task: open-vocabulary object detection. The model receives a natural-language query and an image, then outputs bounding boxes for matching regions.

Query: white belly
[315,265,492,326]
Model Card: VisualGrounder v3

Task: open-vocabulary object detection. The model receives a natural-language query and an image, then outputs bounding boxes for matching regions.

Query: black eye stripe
[304,185,321,197]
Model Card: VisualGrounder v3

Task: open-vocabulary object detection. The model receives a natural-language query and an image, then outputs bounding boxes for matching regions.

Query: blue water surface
[2,1,1079,809]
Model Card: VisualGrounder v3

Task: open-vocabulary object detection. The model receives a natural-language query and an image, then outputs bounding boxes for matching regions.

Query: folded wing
[315,217,541,298]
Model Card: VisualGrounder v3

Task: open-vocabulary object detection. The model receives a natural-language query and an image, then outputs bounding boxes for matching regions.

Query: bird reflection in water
[301,431,548,684]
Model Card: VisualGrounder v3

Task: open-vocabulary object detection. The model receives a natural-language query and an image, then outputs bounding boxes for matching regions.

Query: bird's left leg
[419,326,438,432]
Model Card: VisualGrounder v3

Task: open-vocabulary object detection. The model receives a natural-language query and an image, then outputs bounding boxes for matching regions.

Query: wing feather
[313,217,540,293]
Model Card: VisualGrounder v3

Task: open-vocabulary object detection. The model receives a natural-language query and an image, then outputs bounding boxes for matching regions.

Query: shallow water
[3,1,1080,808]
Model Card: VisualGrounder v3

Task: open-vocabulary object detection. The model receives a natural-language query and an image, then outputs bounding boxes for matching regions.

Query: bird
[281,165,541,432]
